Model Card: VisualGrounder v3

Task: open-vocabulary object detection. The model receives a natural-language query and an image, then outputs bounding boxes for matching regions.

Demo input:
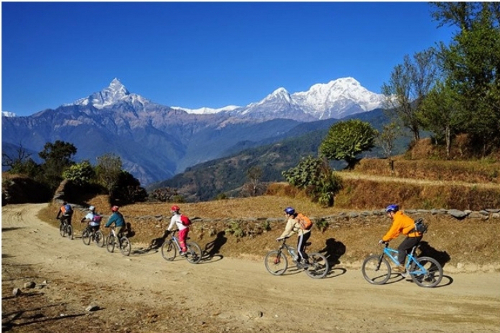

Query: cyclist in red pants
[166,205,189,255]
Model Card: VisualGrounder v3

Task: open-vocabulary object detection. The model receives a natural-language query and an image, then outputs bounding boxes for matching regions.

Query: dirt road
[2,204,500,332]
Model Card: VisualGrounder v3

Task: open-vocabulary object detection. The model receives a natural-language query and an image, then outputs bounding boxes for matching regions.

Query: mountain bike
[81,225,105,247]
[264,236,329,279]
[161,230,202,264]
[58,216,73,240]
[362,241,443,288]
[105,226,131,256]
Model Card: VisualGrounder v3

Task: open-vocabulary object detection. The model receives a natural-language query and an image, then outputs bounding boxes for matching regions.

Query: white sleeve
[167,216,176,231]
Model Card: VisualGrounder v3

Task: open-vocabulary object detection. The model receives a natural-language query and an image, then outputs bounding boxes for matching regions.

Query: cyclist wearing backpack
[165,205,189,256]
[380,204,423,273]
[105,206,126,238]
[276,207,311,269]
[56,201,73,226]
[80,206,102,232]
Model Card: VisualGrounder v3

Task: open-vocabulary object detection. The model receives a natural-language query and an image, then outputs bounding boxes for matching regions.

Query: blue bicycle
[361,242,443,288]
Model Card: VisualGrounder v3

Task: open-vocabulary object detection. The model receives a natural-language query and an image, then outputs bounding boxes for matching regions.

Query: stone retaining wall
[119,208,500,224]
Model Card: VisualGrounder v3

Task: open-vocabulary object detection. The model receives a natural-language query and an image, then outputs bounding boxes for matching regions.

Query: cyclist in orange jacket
[380,204,423,273]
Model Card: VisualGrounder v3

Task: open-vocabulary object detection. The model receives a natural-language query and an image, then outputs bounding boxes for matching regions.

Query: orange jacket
[382,211,421,242]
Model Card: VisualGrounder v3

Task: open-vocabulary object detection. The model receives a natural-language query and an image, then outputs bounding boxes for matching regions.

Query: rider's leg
[397,236,422,266]
[297,232,311,264]
[179,228,189,253]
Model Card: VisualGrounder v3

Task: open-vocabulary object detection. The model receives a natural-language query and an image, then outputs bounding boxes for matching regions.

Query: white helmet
[89,206,95,211]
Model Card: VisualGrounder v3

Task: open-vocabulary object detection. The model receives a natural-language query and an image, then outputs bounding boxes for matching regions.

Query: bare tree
[382,48,439,143]
[2,142,32,168]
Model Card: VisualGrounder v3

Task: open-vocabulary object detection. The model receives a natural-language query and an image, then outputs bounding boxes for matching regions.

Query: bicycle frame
[265,236,329,279]
[161,230,202,264]
[381,243,429,277]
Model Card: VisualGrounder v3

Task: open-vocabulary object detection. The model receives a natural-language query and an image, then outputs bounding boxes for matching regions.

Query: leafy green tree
[38,140,77,189]
[382,48,439,142]
[282,156,343,207]
[62,160,96,186]
[319,119,378,170]
[110,170,147,205]
[282,156,324,188]
[431,2,500,155]
[95,153,122,192]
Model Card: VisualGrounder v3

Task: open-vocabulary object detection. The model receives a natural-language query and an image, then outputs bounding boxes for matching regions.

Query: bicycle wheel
[82,229,91,245]
[304,252,330,279]
[362,254,391,285]
[161,239,176,261]
[59,223,65,237]
[66,225,73,240]
[409,256,443,288]
[119,237,131,256]
[106,235,116,253]
[95,230,105,247]
[264,250,288,276]
[185,241,202,264]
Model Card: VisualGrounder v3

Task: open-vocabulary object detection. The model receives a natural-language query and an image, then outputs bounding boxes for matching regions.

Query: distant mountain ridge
[2,78,387,185]
[172,77,385,121]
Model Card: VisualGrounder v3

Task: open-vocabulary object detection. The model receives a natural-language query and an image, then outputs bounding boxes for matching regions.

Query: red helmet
[171,205,180,213]
[111,205,119,212]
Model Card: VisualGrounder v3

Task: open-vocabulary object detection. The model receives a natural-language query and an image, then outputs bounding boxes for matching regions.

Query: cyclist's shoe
[393,265,406,274]
[180,251,187,257]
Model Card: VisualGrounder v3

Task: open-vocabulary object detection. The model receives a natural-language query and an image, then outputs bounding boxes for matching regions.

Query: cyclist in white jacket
[166,205,189,255]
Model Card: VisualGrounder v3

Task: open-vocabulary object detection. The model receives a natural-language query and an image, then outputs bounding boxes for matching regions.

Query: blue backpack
[63,204,73,214]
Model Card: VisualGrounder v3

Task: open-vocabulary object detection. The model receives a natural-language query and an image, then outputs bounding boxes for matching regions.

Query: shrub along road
[2,204,500,332]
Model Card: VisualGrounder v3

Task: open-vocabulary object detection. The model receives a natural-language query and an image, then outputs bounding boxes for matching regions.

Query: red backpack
[180,214,192,226]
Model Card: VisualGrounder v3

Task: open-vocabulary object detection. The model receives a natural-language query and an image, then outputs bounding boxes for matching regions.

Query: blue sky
[2,2,456,117]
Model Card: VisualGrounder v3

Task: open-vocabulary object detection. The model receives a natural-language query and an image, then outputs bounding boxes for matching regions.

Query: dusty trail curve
[2,204,500,332]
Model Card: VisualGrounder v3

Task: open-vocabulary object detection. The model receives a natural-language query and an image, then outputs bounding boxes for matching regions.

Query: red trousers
[179,228,189,252]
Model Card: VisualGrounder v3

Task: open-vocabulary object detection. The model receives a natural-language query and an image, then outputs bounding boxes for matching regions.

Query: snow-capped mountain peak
[69,78,149,109]
[291,77,385,119]
[2,111,17,117]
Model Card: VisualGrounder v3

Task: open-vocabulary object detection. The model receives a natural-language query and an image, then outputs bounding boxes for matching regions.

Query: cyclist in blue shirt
[105,206,126,238]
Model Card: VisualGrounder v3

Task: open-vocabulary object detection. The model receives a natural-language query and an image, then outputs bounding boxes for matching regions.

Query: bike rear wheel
[264,250,288,276]
[82,229,91,245]
[95,230,105,247]
[119,237,131,256]
[161,240,176,261]
[185,241,202,264]
[362,254,391,285]
[66,225,73,240]
[304,252,329,279]
[409,256,443,288]
[106,235,116,253]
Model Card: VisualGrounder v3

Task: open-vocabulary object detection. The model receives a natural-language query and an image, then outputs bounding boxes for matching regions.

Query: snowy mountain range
[65,77,385,121]
[2,77,387,185]
[170,77,385,121]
